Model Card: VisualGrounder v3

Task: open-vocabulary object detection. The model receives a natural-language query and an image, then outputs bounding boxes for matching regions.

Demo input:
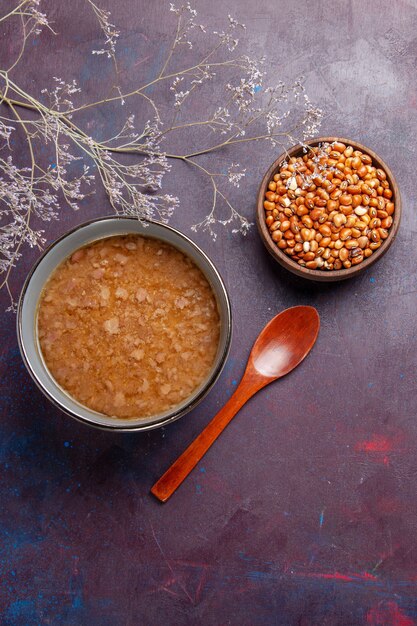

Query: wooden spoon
[151,305,320,502]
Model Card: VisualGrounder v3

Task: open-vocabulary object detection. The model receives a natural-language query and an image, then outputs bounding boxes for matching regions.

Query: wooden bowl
[256,137,401,282]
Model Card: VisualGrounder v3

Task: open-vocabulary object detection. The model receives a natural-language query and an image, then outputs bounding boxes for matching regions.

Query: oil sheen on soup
[37,235,220,418]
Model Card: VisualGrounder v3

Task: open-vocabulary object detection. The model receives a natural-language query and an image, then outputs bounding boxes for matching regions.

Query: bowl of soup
[17,217,232,431]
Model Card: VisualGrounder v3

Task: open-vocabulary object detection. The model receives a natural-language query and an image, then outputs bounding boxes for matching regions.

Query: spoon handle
[150,381,258,502]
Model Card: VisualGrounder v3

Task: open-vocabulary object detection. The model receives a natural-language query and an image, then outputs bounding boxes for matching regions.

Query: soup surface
[37,234,220,418]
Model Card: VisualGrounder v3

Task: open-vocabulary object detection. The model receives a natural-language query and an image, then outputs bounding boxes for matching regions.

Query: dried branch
[0,0,323,310]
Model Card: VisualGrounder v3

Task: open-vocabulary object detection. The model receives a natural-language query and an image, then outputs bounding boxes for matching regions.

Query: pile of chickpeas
[264,142,394,270]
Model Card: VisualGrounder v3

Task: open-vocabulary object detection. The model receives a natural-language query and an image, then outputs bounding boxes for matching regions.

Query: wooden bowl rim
[256,136,401,282]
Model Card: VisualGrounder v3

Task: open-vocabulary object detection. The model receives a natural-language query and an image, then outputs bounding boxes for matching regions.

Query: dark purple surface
[1,1,417,624]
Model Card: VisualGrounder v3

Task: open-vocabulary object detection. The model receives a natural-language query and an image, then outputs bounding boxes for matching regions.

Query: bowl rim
[17,215,232,432]
[256,136,401,282]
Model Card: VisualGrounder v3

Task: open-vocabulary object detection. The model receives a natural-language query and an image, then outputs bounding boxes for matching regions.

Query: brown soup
[37,235,220,418]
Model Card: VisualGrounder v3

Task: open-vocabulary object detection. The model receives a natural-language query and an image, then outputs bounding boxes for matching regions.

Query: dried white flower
[0,0,322,309]
[227,163,246,187]
[89,0,120,60]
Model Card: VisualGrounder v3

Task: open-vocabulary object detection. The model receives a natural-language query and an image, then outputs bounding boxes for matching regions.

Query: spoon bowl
[151,305,320,502]
[250,306,320,379]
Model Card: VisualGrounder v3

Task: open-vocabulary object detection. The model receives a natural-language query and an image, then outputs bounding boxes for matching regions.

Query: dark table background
[1,1,417,624]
